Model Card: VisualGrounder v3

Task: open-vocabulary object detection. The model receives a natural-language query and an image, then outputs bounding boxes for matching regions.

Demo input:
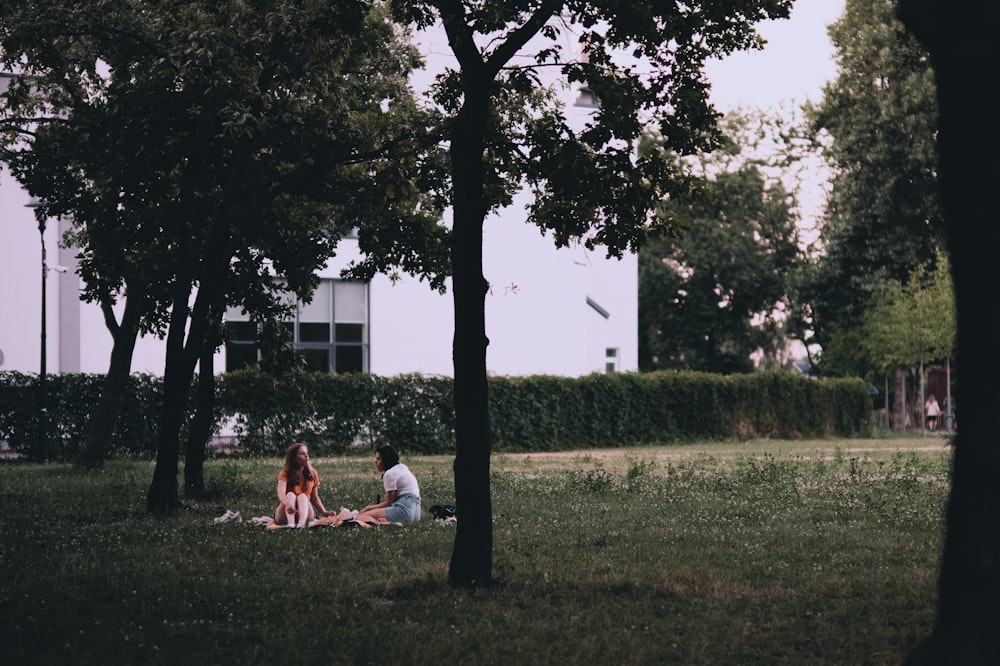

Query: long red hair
[282,442,314,491]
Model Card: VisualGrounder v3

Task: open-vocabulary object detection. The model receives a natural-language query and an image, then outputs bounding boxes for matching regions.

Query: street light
[25,197,48,463]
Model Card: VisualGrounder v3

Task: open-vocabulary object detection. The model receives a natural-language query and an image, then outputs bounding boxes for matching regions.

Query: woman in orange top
[274,442,332,528]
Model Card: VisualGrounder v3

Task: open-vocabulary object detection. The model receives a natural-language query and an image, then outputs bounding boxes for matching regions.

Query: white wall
[0,165,58,374]
[322,200,638,378]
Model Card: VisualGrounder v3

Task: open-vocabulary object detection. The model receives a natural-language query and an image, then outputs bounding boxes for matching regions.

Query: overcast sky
[704,1,845,111]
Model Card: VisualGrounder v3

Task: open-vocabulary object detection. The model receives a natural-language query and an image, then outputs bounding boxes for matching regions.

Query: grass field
[0,437,952,665]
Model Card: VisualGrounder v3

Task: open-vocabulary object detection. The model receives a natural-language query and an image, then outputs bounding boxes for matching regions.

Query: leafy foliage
[640,164,803,373]
[0,0,449,324]
[862,251,956,376]
[0,369,872,461]
[393,1,799,257]
[0,371,163,460]
[805,0,944,376]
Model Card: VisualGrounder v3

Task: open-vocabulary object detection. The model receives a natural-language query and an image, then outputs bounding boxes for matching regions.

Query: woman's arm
[277,479,292,507]
[310,485,331,516]
[361,489,395,513]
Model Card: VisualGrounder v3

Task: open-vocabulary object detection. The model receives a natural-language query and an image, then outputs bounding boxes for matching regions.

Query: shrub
[0,369,872,461]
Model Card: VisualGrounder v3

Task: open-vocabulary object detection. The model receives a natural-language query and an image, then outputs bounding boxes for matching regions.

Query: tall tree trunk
[447,84,494,588]
[899,1,999,663]
[184,337,217,499]
[944,356,953,432]
[146,155,238,513]
[75,290,146,469]
[146,270,220,513]
[892,367,907,431]
[146,283,198,515]
[919,353,926,436]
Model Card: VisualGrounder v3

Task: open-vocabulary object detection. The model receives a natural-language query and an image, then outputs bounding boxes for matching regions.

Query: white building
[0,32,637,381]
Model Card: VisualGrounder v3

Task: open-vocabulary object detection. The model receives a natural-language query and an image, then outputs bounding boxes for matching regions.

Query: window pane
[335,323,363,343]
[299,280,332,323]
[335,345,363,373]
[225,304,249,321]
[334,281,366,323]
[225,343,258,372]
[301,348,330,372]
[299,322,330,343]
[276,285,298,311]
[226,321,257,343]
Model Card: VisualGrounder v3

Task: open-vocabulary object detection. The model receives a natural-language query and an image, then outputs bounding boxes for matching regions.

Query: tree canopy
[0,0,448,509]
[862,251,955,379]
[640,165,802,373]
[640,109,808,374]
[805,0,944,378]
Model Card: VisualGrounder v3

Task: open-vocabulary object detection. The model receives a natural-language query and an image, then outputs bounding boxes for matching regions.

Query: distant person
[273,442,333,528]
[352,445,422,526]
[924,394,941,431]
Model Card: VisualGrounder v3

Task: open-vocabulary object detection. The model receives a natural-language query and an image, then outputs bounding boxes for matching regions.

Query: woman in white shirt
[353,444,422,525]
[925,394,941,431]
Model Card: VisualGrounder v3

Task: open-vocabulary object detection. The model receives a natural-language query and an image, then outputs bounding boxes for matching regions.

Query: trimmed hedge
[217,369,455,456]
[489,371,871,451]
[0,369,871,461]
[0,371,163,461]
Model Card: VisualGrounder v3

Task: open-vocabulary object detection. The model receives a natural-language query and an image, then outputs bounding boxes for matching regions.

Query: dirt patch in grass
[485,439,949,474]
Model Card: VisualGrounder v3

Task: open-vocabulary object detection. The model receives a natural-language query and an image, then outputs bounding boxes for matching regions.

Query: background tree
[639,166,802,373]
[0,0,448,510]
[639,109,808,374]
[862,253,955,430]
[805,0,944,380]
[897,1,998,663]
[388,0,795,587]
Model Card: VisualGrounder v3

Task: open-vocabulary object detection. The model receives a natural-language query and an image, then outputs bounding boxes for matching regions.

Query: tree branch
[484,0,564,77]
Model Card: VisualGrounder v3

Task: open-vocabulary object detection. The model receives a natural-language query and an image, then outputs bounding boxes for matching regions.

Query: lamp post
[25,198,48,463]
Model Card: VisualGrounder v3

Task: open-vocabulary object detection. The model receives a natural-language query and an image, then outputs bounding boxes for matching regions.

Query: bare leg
[276,492,297,526]
[354,507,389,525]
[295,494,310,527]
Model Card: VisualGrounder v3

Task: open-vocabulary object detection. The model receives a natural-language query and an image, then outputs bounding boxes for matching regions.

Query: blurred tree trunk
[899,1,999,663]
[892,367,907,431]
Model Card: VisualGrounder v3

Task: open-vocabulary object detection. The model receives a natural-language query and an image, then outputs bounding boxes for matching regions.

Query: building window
[224,321,259,372]
[224,279,369,373]
[605,347,619,373]
[574,85,600,108]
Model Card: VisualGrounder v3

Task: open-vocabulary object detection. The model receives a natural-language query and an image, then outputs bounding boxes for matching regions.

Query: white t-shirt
[383,463,420,498]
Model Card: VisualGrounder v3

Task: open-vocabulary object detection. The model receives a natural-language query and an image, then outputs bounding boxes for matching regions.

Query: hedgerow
[0,369,871,461]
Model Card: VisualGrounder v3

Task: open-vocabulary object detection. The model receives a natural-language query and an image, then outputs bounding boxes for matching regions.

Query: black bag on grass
[429,504,457,520]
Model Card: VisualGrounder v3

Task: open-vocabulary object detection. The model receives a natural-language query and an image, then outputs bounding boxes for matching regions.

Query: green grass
[0,438,951,665]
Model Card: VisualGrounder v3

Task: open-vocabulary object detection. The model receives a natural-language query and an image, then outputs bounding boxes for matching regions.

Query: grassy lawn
[0,437,951,665]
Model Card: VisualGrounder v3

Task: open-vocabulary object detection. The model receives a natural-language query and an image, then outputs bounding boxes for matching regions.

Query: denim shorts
[384,493,421,524]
